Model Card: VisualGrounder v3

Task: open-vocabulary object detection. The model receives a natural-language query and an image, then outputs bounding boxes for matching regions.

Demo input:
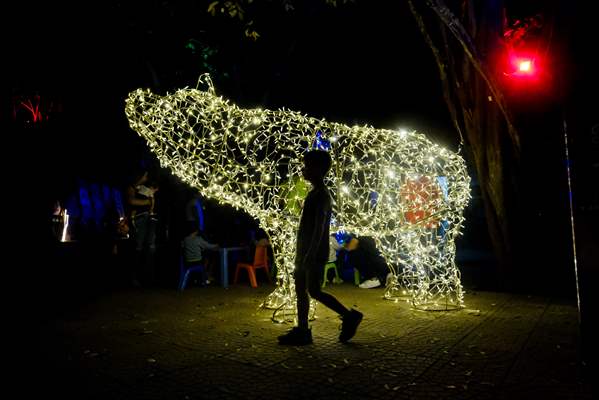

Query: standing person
[185,190,205,233]
[278,150,363,346]
[126,170,159,287]
[344,235,391,289]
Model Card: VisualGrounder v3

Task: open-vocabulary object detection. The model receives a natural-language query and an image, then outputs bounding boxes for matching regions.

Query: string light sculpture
[125,74,471,319]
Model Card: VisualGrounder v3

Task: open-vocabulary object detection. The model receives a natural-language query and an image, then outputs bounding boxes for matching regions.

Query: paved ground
[30,282,592,399]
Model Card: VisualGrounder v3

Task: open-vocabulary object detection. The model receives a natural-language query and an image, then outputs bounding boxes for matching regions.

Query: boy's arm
[126,186,152,207]
[330,237,342,251]
[198,236,219,250]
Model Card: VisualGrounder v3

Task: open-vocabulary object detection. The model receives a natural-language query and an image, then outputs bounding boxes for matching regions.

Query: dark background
[5,1,594,301]
[7,0,464,251]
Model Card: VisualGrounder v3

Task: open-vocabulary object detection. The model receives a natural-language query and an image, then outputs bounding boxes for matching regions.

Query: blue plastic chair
[178,243,208,291]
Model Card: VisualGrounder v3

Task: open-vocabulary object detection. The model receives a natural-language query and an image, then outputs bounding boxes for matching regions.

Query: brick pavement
[32,283,592,399]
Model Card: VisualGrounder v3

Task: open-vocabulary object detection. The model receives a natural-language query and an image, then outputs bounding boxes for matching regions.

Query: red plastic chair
[233,245,271,287]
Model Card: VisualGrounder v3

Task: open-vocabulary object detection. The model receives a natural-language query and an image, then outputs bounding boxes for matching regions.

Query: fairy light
[61,209,69,242]
[125,74,471,317]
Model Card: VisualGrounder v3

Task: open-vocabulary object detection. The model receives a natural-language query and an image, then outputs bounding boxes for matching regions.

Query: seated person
[247,227,271,257]
[329,234,342,262]
[182,223,220,284]
[343,235,391,289]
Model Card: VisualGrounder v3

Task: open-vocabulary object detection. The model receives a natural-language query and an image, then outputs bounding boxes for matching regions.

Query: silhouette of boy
[278,150,363,345]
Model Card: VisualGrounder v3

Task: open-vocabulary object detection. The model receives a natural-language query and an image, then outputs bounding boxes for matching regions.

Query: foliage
[204,0,353,40]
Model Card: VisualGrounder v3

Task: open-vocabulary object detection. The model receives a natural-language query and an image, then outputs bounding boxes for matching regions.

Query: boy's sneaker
[339,309,363,343]
[359,278,381,289]
[278,327,313,346]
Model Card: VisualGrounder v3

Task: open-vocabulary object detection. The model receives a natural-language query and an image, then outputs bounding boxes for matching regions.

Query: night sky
[8,1,453,144]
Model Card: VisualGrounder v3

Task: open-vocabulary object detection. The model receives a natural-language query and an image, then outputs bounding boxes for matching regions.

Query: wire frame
[125,74,471,319]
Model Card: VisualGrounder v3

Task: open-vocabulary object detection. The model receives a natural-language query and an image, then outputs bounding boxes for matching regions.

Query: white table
[219,246,249,288]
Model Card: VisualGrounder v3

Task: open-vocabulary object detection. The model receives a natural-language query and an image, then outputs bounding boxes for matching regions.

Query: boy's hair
[335,231,352,245]
[131,169,148,184]
[304,150,332,175]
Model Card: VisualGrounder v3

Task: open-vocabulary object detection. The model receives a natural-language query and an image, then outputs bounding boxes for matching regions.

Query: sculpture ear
[196,73,215,95]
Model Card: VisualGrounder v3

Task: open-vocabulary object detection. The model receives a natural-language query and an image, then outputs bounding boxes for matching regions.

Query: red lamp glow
[518,59,532,73]
[505,51,538,78]
[500,15,552,94]
[500,46,554,98]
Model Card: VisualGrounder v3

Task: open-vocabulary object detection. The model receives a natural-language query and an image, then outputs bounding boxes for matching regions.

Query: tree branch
[423,0,520,152]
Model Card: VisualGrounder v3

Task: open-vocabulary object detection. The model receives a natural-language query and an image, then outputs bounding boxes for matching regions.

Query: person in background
[126,170,159,287]
[185,189,205,233]
[278,150,363,346]
[324,233,343,284]
[343,235,391,289]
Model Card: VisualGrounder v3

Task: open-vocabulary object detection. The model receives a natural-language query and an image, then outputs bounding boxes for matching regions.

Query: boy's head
[343,237,359,251]
[302,150,332,183]
[335,231,352,245]
[132,170,149,185]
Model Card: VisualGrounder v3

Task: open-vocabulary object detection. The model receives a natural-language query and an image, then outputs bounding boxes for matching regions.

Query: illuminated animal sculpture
[125,74,470,319]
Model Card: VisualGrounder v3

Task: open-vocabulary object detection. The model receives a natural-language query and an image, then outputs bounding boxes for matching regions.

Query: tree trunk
[409,0,521,287]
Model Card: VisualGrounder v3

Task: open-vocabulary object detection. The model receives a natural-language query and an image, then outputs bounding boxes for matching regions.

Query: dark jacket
[295,185,332,270]
[349,236,389,281]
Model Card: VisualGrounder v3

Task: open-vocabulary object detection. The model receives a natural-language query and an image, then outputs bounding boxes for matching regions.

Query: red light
[518,59,532,73]
[500,47,552,97]
[500,15,552,95]
[506,52,537,78]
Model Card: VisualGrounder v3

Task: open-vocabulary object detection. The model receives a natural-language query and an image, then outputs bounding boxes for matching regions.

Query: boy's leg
[278,269,313,345]
[132,214,157,286]
[307,267,349,316]
[145,219,158,285]
[373,258,390,286]
[307,264,363,343]
[294,269,310,330]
